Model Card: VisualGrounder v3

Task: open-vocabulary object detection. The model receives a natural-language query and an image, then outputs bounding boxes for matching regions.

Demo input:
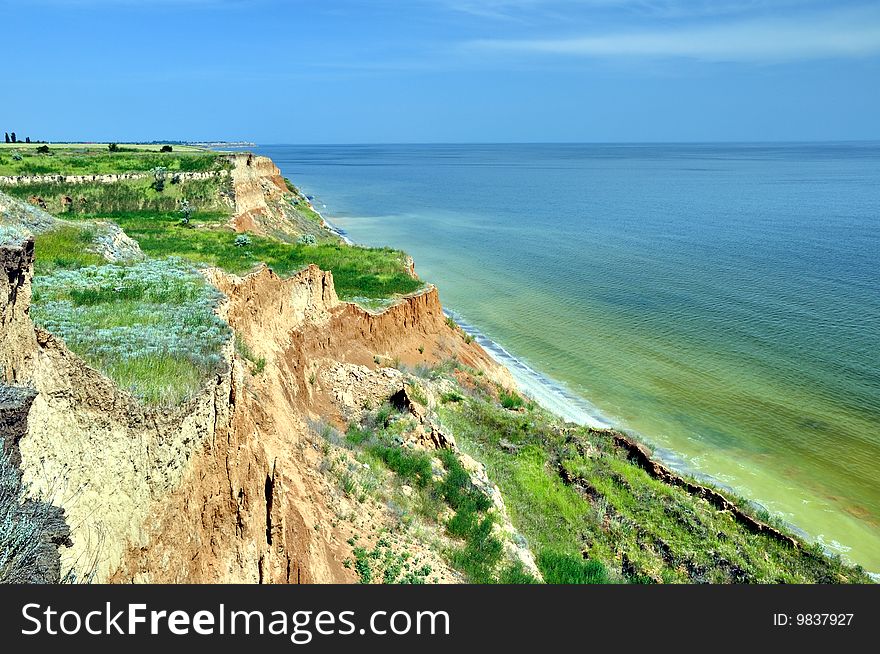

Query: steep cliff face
[0,239,38,383]
[2,149,520,583]
[1,238,512,583]
[230,153,288,221]
[227,154,333,242]
[112,264,514,583]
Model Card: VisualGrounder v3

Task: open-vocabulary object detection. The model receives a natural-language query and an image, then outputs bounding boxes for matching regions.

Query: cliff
[1,231,515,583]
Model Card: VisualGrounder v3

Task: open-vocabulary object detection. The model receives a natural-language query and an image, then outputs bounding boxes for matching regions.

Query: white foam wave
[445,308,612,429]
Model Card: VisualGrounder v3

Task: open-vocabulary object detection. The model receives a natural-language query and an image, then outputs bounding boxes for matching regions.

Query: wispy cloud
[438,0,835,21]
[465,6,880,62]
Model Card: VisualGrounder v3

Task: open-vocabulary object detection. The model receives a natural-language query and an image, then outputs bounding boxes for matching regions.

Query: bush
[0,224,30,247]
[35,145,50,154]
[160,145,173,153]
[297,234,317,245]
[0,449,69,583]
[108,143,119,152]
[151,166,167,192]
[179,199,193,226]
[234,234,252,248]
[500,390,524,410]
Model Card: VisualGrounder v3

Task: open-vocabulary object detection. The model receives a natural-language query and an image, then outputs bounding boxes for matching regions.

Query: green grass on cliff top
[80,210,422,300]
[0,145,223,176]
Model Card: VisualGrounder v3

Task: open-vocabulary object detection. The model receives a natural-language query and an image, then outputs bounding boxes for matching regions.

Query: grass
[3,178,228,215]
[438,390,873,584]
[33,225,105,274]
[234,334,267,375]
[368,443,434,488]
[500,389,524,410]
[347,539,433,585]
[0,148,224,176]
[30,258,231,406]
[538,551,610,584]
[338,406,535,584]
[75,210,421,300]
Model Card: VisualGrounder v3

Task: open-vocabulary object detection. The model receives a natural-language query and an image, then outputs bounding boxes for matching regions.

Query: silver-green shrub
[31,258,231,404]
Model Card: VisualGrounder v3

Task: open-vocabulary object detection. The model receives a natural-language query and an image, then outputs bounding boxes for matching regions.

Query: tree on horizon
[10,132,16,143]
[3,133,8,143]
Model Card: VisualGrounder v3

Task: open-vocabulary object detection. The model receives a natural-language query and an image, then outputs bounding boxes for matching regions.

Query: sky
[2,0,879,143]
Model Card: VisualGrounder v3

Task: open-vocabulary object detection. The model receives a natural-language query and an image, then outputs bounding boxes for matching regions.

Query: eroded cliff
[1,230,518,583]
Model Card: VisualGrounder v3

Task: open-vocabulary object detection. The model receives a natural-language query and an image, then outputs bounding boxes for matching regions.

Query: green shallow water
[258,143,880,572]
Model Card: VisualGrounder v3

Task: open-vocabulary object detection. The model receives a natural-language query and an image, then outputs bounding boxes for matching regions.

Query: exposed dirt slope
[110,265,514,582]
[228,154,329,241]
[2,235,513,582]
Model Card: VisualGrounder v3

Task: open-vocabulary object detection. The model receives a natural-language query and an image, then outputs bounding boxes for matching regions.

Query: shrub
[178,199,193,226]
[35,145,50,154]
[0,449,69,584]
[297,234,317,245]
[234,234,252,248]
[160,145,173,153]
[108,143,119,152]
[31,258,231,405]
[151,166,167,192]
[500,390,524,410]
[0,224,30,247]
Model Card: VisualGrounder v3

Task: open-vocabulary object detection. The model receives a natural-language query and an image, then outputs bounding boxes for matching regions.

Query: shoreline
[299,188,878,576]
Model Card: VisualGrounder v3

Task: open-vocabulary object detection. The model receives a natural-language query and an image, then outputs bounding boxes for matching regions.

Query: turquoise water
[256,143,880,571]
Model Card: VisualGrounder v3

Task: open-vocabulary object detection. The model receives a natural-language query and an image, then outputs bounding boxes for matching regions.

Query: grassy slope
[437,385,873,584]
[83,210,422,299]
[319,403,538,584]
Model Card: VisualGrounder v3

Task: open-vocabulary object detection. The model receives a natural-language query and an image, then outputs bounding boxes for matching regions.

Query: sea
[254,143,880,573]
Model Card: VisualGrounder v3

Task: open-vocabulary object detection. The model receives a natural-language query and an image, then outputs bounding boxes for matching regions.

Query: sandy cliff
[2,228,513,582]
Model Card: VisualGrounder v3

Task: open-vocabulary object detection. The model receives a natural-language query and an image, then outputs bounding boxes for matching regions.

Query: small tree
[160,145,173,152]
[36,145,50,154]
[151,166,167,192]
[179,199,193,226]
[108,142,119,152]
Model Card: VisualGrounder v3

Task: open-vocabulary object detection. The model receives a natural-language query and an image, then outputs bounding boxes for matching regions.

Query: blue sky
[2,0,879,143]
